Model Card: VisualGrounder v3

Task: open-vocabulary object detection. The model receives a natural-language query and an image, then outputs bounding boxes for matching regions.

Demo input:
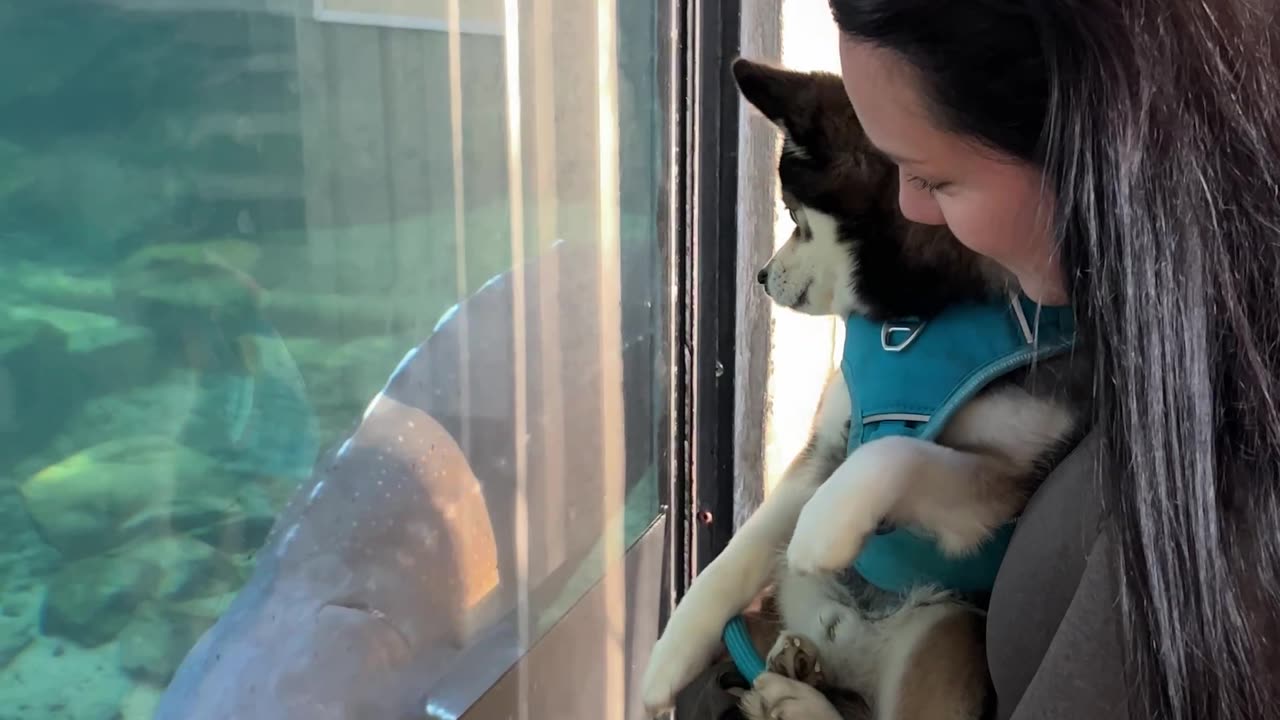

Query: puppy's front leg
[642,372,851,714]
[642,476,816,713]
[787,436,1017,574]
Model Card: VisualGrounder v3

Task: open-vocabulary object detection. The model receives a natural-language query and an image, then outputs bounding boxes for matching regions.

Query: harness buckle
[880,319,925,352]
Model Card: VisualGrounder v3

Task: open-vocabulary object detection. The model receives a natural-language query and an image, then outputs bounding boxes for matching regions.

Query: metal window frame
[680,0,743,585]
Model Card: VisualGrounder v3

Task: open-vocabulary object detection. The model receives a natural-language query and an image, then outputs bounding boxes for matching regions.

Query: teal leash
[722,615,766,683]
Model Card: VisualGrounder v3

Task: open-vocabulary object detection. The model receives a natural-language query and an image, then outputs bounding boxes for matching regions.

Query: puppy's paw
[766,633,825,687]
[640,634,690,714]
[785,496,874,574]
[750,672,844,720]
[641,625,717,714]
[739,688,770,720]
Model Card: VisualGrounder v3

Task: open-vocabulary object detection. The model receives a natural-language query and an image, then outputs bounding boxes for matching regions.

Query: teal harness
[723,293,1076,682]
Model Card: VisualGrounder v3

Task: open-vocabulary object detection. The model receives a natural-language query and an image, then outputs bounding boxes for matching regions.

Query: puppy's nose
[756,268,768,285]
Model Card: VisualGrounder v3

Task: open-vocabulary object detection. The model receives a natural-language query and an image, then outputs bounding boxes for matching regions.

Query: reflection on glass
[0,0,666,717]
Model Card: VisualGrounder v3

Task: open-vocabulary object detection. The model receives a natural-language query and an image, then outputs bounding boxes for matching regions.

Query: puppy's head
[733,58,1003,320]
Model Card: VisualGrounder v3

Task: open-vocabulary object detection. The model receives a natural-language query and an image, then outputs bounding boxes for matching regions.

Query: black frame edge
[686,0,742,578]
[661,0,691,623]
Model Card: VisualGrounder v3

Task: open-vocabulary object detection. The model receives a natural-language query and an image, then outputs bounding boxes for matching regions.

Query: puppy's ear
[732,58,829,150]
[732,58,813,127]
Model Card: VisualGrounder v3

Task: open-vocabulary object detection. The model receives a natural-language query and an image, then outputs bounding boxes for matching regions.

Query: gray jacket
[988,433,1131,718]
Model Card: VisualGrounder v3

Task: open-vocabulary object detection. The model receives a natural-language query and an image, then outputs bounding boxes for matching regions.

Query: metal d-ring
[880,319,925,352]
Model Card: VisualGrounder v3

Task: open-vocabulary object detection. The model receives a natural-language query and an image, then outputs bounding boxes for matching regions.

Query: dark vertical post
[686,0,743,577]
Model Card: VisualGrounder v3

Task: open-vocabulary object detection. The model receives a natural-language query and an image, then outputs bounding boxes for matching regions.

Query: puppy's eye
[787,208,798,224]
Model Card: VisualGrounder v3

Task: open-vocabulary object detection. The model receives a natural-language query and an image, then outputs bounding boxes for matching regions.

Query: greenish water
[0,6,505,718]
[0,2,665,718]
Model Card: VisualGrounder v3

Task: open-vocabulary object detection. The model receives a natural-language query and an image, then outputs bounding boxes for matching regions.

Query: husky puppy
[642,59,1092,720]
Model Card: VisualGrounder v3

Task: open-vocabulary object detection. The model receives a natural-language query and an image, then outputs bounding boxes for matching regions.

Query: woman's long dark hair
[830,1,1280,718]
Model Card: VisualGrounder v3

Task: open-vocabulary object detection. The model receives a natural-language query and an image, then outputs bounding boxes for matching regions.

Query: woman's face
[838,36,1067,305]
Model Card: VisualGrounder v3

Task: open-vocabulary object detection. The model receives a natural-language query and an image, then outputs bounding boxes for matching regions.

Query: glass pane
[0,0,668,717]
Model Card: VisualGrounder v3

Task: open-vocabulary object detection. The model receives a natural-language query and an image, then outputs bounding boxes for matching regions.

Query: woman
[829,0,1280,718]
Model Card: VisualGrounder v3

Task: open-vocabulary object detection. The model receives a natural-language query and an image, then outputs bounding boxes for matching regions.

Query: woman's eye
[907,175,947,193]
[787,207,798,224]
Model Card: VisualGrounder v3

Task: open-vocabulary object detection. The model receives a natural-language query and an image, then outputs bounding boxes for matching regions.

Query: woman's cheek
[941,200,1021,265]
